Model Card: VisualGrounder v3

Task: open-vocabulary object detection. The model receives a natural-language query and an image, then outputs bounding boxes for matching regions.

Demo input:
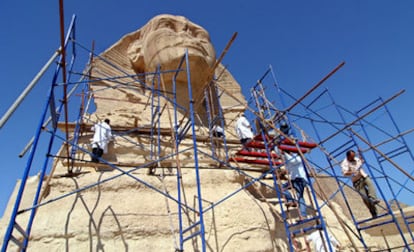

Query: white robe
[306,230,339,252]
[91,122,112,153]
[235,116,253,140]
[212,125,224,134]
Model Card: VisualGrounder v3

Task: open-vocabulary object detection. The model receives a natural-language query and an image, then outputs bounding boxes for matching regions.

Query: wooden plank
[60,158,220,169]
[56,122,241,144]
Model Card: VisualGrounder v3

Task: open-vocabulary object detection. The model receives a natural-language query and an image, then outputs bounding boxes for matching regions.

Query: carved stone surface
[127,14,215,76]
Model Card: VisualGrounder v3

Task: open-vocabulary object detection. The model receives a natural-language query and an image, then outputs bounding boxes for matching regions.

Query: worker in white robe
[306,230,340,252]
[235,113,254,150]
[91,119,113,162]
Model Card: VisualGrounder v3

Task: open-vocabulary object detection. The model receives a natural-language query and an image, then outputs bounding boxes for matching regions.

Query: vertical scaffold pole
[205,88,216,157]
[173,56,184,251]
[1,15,77,251]
[1,74,57,252]
[184,50,206,251]
[216,84,229,161]
[379,100,414,199]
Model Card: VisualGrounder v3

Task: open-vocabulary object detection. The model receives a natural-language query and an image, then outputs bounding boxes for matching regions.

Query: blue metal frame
[355,99,414,244]
[249,67,336,251]
[284,83,414,249]
[184,50,206,251]
[332,95,412,247]
[2,15,77,252]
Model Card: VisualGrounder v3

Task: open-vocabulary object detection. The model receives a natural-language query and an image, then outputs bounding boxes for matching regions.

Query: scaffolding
[2,16,414,252]
[246,64,414,250]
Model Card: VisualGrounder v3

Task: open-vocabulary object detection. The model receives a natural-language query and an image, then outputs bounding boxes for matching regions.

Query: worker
[341,150,380,218]
[212,124,224,138]
[235,112,254,150]
[306,230,341,252]
[282,149,310,220]
[91,119,113,163]
[279,120,290,136]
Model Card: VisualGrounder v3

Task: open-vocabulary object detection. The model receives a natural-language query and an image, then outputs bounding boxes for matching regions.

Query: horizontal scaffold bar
[56,122,241,144]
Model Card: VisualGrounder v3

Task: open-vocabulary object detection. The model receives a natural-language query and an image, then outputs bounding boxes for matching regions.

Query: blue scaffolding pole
[2,15,77,252]
[182,50,206,251]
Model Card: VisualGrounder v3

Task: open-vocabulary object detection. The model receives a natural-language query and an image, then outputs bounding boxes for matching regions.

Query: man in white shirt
[283,150,310,219]
[306,230,340,252]
[235,113,254,150]
[91,119,113,163]
[341,150,379,218]
[212,124,224,138]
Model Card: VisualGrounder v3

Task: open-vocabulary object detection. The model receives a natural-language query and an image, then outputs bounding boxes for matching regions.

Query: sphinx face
[128,14,216,78]
[127,15,217,125]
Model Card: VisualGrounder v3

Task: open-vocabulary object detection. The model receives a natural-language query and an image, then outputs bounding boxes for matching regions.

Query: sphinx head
[126,14,217,124]
[127,14,216,80]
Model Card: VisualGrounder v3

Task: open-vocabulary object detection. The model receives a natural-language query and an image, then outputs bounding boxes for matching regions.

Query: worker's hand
[344,170,354,176]
[278,169,288,175]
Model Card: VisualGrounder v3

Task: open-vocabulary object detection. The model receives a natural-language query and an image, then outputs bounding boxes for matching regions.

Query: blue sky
[0,1,414,217]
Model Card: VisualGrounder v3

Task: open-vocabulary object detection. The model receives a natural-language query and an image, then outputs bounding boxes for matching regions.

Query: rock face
[0,14,412,252]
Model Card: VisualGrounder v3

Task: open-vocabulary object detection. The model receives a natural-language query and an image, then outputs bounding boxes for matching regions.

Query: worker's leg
[241,138,252,151]
[91,148,99,162]
[354,178,377,218]
[282,182,296,207]
[97,148,104,158]
[364,176,378,201]
[364,177,379,217]
[292,178,308,217]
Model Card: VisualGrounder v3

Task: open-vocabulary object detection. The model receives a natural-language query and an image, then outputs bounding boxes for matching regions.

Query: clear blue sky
[1,1,414,217]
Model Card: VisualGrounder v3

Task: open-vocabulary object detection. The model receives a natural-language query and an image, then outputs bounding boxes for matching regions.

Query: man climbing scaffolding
[341,149,380,218]
[281,149,311,221]
[91,119,113,163]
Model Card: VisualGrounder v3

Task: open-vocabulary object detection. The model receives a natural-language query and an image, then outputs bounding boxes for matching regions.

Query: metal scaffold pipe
[0,49,60,129]
[18,63,91,158]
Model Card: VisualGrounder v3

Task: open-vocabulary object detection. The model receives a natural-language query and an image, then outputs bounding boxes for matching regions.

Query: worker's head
[346,150,355,161]
[104,119,110,125]
[279,121,289,134]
